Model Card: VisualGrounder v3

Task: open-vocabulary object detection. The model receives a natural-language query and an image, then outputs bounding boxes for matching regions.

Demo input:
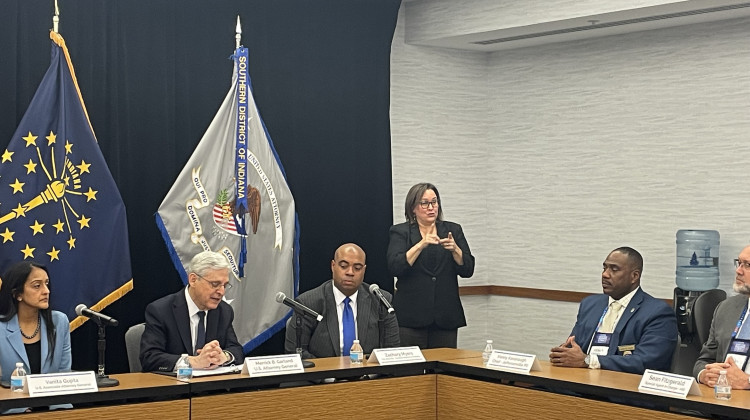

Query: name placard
[240,354,304,378]
[367,346,426,365]
[26,371,98,397]
[638,369,702,398]
[486,350,541,373]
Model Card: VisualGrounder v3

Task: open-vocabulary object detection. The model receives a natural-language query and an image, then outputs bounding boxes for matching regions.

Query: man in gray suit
[694,245,750,389]
[285,243,400,358]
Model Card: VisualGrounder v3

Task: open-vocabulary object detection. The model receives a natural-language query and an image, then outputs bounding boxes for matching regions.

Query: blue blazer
[570,288,677,374]
[0,310,72,413]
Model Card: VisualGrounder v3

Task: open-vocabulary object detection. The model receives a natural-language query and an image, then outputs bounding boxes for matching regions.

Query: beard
[733,281,750,295]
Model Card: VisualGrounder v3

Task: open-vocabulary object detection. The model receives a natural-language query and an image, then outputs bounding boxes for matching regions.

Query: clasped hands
[188,340,228,369]
[701,357,750,389]
[549,336,587,368]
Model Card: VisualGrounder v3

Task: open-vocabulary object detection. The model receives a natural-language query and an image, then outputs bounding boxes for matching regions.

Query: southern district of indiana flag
[0,32,133,330]
[156,46,298,352]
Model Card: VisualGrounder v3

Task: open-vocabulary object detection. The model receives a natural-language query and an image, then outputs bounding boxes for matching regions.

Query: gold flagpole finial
[53,0,60,33]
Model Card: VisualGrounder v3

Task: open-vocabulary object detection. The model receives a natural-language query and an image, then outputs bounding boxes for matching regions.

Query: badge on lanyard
[727,339,750,372]
[590,332,612,356]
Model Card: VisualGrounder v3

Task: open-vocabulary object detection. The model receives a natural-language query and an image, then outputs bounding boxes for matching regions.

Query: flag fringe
[68,279,134,331]
[49,31,97,141]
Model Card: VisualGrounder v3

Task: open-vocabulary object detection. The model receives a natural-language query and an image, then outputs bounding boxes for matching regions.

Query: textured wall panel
[391,5,750,353]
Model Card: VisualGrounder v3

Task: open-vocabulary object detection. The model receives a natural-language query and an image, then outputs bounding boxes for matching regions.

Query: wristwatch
[223,350,235,365]
[584,355,591,367]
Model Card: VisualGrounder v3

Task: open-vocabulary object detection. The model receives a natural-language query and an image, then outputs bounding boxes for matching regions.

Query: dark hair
[612,246,644,274]
[0,261,56,358]
[403,182,444,223]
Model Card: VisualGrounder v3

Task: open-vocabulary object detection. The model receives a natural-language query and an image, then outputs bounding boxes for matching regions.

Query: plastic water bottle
[482,340,494,365]
[350,339,364,365]
[10,362,26,393]
[175,354,193,382]
[714,370,731,400]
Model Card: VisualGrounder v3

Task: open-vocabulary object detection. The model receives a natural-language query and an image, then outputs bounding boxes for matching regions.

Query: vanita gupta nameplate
[26,371,98,397]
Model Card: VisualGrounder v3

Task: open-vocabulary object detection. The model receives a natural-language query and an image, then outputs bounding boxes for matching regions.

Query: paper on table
[191,365,242,377]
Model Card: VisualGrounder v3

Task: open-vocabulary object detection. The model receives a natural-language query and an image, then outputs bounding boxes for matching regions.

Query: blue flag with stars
[0,32,133,330]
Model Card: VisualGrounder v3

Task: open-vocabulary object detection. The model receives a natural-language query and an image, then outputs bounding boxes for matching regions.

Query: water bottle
[676,229,720,291]
[350,339,364,365]
[10,362,26,393]
[175,354,193,382]
[482,340,494,365]
[714,370,731,400]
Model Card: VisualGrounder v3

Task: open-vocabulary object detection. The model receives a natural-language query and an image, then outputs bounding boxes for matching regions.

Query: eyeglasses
[196,274,233,291]
[735,259,750,270]
[419,199,439,209]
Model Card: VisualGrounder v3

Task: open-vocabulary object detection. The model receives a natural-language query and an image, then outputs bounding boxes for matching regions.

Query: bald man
[285,243,400,359]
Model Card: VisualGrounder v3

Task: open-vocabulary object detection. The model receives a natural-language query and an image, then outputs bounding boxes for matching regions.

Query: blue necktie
[342,297,355,356]
[195,311,206,355]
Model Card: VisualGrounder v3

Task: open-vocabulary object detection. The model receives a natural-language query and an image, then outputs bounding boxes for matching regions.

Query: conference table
[1,348,749,418]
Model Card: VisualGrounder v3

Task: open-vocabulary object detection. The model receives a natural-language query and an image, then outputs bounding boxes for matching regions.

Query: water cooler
[672,230,723,375]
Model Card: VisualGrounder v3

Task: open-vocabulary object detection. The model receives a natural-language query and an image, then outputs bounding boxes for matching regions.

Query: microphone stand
[378,304,386,349]
[93,318,119,387]
[294,311,316,368]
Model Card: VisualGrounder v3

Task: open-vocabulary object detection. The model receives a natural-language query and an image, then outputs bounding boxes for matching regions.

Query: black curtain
[0,0,400,374]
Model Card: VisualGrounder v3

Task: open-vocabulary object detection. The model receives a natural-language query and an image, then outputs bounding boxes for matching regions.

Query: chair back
[125,323,146,373]
[693,289,727,346]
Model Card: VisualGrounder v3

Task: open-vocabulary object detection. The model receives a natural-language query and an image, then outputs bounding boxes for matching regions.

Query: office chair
[125,323,146,373]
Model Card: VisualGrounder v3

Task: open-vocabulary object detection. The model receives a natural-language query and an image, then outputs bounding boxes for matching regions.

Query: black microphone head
[75,304,87,316]
[275,292,286,303]
[369,283,380,294]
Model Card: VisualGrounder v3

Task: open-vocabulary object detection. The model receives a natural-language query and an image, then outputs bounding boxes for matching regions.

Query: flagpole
[236,15,242,49]
[53,0,60,33]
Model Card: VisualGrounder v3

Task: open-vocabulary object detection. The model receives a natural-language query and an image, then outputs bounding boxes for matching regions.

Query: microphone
[75,304,119,326]
[369,284,395,313]
[275,292,323,322]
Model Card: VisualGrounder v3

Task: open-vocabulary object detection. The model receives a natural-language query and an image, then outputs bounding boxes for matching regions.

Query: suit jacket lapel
[356,286,372,348]
[39,316,50,373]
[324,282,341,356]
[6,318,29,368]
[173,290,193,354]
[610,289,644,353]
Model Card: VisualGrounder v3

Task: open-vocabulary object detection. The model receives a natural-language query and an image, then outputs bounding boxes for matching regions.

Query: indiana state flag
[156,45,298,352]
[0,32,133,330]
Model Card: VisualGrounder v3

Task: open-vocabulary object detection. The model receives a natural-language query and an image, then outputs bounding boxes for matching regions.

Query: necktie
[342,297,355,356]
[600,301,622,333]
[195,311,206,355]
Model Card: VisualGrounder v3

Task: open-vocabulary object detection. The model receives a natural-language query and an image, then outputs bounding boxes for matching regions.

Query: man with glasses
[284,243,400,358]
[140,251,243,372]
[694,246,750,389]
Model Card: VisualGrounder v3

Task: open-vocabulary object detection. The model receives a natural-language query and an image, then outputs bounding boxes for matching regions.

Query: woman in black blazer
[387,183,475,348]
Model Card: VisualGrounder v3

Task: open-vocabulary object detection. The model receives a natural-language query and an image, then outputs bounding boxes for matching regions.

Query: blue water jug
[676,229,719,291]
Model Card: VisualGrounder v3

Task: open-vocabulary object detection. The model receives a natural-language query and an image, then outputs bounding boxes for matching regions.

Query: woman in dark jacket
[387,182,474,348]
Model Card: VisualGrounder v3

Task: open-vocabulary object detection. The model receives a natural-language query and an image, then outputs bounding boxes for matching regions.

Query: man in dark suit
[694,245,750,389]
[140,251,244,372]
[549,247,678,374]
[285,243,400,358]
